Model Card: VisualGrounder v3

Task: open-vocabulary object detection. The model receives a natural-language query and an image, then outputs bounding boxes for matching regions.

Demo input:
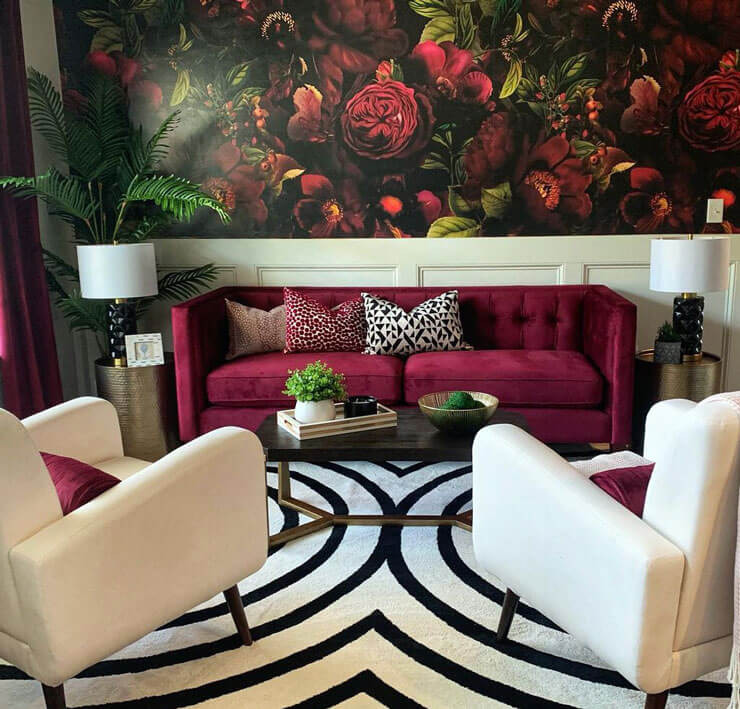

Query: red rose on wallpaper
[678,71,740,152]
[340,80,435,161]
[513,136,592,234]
[411,41,493,105]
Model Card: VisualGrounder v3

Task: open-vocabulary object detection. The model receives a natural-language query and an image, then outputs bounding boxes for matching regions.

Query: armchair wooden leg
[644,691,668,709]
[41,683,66,709]
[497,589,520,642]
[223,585,253,646]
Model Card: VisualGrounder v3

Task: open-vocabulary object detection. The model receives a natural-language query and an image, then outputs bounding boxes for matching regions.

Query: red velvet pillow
[590,463,654,517]
[284,287,367,353]
[41,452,120,515]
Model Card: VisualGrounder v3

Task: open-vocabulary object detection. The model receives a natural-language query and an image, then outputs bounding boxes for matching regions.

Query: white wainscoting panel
[418,264,563,287]
[256,265,398,287]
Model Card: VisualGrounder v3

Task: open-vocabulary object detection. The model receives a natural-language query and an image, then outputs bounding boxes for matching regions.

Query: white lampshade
[650,237,730,293]
[77,243,158,299]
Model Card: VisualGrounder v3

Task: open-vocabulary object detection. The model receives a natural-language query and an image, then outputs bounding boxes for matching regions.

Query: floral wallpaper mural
[53,0,740,237]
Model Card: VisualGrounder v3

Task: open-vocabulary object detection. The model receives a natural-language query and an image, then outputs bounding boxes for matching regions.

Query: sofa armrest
[583,286,637,446]
[472,424,684,693]
[172,287,232,441]
[22,397,123,464]
[10,426,267,687]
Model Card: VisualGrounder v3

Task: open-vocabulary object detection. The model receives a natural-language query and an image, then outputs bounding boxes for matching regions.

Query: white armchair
[0,397,268,709]
[472,395,740,709]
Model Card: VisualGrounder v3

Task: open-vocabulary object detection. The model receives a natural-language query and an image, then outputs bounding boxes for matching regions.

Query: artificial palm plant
[0,68,230,355]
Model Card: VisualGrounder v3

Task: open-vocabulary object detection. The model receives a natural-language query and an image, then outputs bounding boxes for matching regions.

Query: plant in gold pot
[283,361,347,424]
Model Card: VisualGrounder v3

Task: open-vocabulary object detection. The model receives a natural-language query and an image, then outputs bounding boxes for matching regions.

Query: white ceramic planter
[294,399,336,424]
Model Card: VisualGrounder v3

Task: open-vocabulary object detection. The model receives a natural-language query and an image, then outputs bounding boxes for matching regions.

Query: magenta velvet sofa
[172,285,636,447]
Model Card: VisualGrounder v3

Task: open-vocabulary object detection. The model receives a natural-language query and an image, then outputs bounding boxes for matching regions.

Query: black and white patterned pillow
[362,290,471,356]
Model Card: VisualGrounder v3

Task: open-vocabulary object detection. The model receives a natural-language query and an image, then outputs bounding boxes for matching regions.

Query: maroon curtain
[0,0,63,417]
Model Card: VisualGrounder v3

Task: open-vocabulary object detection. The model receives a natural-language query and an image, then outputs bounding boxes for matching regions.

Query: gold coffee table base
[269,461,473,547]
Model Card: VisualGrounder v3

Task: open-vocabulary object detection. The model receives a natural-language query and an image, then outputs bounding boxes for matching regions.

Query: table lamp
[77,243,158,367]
[649,235,730,361]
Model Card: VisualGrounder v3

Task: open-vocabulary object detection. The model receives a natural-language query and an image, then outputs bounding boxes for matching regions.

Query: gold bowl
[417,391,499,436]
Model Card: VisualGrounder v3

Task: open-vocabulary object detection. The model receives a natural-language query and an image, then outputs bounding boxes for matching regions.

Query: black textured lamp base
[108,300,137,366]
[672,295,704,359]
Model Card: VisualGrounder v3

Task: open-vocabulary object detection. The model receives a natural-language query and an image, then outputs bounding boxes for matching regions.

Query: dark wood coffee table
[257,408,529,546]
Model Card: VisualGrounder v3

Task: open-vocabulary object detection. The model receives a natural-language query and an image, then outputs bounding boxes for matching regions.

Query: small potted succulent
[654,321,682,364]
[283,361,347,424]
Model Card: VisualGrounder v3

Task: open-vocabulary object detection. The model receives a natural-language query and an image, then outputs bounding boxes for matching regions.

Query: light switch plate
[706,198,724,223]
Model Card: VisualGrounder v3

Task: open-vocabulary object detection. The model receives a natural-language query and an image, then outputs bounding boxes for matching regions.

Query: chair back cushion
[643,396,740,651]
[0,410,62,643]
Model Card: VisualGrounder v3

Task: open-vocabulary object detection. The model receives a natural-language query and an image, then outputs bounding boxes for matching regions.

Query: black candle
[344,395,378,418]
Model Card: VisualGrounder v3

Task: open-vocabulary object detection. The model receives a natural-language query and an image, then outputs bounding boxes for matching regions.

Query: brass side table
[632,350,722,452]
[95,353,179,461]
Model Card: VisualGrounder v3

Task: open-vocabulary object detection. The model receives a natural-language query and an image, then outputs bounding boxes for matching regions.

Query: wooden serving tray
[277,403,397,440]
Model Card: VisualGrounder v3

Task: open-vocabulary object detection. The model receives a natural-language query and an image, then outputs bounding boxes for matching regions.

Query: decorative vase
[654,340,682,364]
[294,399,336,424]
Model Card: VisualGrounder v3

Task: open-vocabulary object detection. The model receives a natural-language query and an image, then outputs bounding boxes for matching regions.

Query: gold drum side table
[95,353,179,461]
[632,349,722,452]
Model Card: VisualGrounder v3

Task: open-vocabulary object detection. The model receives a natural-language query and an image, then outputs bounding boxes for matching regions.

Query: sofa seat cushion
[207,351,404,406]
[403,350,603,407]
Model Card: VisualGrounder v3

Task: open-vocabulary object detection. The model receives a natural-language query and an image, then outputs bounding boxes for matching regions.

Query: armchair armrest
[472,424,684,693]
[22,396,123,464]
[583,286,637,446]
[10,426,267,687]
[171,287,232,441]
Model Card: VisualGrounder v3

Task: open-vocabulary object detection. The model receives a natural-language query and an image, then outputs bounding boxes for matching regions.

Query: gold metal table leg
[268,460,474,547]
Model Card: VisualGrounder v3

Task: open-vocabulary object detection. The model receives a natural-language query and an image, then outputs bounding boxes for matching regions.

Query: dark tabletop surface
[257,408,529,462]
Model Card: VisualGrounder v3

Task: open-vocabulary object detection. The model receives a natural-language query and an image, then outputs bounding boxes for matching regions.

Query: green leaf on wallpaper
[409,0,450,18]
[573,139,597,157]
[421,156,449,173]
[242,147,268,165]
[78,10,114,28]
[170,69,191,106]
[227,62,252,86]
[499,58,522,98]
[491,0,521,30]
[420,16,456,44]
[479,0,495,15]
[559,53,589,85]
[90,24,123,53]
[448,186,479,217]
[481,182,512,219]
[272,168,306,197]
[427,216,481,238]
[128,0,160,11]
[455,4,476,49]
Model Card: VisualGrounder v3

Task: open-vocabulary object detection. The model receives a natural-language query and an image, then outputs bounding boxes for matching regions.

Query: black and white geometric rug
[0,462,731,708]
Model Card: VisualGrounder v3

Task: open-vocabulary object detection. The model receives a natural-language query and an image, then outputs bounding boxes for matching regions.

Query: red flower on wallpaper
[464,112,518,188]
[411,41,493,105]
[619,167,691,232]
[292,174,368,237]
[513,136,592,233]
[678,71,740,152]
[306,0,407,74]
[340,80,435,161]
[212,142,269,223]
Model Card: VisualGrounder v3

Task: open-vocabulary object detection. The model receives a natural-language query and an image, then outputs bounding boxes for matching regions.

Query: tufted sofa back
[220,285,592,351]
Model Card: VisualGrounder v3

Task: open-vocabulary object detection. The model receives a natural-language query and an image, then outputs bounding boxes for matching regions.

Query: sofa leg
[644,691,668,709]
[497,589,520,642]
[41,683,65,709]
[223,585,253,646]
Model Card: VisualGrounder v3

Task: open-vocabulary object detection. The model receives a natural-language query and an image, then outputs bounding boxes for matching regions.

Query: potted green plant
[654,321,682,364]
[0,69,229,356]
[283,361,347,424]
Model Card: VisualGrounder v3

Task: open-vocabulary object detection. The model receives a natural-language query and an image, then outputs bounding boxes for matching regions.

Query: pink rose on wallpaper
[678,71,740,152]
[340,80,434,161]
[411,41,493,105]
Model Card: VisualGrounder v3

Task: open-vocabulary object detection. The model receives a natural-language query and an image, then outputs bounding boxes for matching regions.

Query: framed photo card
[125,333,165,367]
